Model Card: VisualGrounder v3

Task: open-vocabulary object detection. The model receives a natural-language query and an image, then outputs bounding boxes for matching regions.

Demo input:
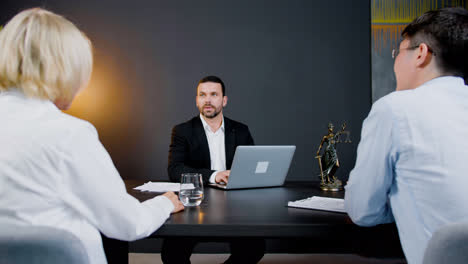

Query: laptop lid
[211,145,296,190]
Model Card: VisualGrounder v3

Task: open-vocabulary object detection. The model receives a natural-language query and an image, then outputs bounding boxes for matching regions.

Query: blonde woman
[0,8,183,263]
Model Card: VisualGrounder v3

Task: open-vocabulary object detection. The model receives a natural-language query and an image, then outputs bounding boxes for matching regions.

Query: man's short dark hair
[401,7,468,81]
[198,75,226,96]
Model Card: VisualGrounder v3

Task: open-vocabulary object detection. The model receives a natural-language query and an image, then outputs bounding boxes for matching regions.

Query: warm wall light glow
[63,48,148,179]
[65,55,132,133]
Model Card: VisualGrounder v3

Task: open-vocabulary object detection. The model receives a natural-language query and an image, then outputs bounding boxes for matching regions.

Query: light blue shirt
[345,77,468,264]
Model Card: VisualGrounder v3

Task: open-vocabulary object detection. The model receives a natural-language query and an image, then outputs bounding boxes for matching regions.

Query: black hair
[401,7,468,82]
[198,75,226,96]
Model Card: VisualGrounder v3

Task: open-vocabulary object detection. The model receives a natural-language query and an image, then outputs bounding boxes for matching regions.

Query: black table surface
[126,180,393,239]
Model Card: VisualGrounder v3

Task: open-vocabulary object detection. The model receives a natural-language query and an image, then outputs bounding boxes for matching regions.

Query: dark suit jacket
[168,116,254,184]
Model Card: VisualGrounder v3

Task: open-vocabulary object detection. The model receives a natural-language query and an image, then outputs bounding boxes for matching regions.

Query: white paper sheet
[133,181,181,192]
[287,196,345,213]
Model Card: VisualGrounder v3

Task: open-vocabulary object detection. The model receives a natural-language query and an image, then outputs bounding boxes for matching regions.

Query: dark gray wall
[2,0,371,182]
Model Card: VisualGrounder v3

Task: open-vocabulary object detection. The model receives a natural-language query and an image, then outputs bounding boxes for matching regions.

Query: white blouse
[0,90,173,264]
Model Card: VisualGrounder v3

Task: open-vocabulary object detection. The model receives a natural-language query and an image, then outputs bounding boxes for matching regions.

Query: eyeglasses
[392,45,435,59]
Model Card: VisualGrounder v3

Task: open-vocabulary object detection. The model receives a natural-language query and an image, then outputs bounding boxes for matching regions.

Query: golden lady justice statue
[315,122,351,191]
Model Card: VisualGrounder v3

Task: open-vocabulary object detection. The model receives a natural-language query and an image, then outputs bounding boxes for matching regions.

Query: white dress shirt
[345,77,468,264]
[199,114,226,183]
[0,90,174,264]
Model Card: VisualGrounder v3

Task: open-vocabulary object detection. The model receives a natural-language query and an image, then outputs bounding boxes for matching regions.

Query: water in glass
[179,173,204,206]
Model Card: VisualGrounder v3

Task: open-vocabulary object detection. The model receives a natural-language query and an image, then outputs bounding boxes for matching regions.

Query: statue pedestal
[320,179,343,192]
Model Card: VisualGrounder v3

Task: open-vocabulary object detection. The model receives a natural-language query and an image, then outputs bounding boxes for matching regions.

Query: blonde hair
[0,8,93,102]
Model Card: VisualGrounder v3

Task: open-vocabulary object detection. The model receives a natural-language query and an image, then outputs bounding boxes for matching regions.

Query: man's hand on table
[215,170,230,184]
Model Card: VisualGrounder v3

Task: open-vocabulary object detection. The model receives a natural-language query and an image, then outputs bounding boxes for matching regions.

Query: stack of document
[134,182,181,192]
[287,196,345,213]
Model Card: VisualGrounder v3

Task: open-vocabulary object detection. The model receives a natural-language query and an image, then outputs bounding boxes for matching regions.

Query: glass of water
[179,173,204,206]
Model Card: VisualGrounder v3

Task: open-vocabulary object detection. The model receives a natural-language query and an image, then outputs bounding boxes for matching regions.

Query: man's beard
[200,105,221,119]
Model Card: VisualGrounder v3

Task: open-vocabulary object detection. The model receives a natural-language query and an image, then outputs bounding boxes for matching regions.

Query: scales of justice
[315,122,351,191]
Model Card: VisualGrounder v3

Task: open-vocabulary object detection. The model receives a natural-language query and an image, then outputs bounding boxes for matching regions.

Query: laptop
[209,145,296,190]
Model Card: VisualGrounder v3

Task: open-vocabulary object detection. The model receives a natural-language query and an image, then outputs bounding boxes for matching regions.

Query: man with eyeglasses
[345,7,468,264]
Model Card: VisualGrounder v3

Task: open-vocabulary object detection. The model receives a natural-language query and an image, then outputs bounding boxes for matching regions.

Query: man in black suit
[163,76,264,264]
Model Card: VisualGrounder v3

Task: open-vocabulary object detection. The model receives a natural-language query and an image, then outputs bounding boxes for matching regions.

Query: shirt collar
[200,114,225,133]
[420,76,465,88]
[1,88,59,110]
